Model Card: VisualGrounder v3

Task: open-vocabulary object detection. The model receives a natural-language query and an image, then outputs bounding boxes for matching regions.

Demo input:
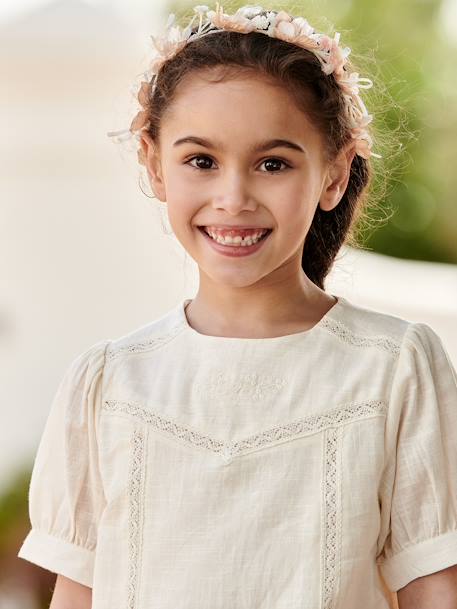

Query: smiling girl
[18,4,457,609]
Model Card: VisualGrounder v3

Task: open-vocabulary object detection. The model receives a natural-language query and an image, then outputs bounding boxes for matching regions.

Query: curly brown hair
[136,11,391,290]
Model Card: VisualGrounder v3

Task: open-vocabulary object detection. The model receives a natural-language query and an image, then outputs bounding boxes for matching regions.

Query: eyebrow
[173,135,306,154]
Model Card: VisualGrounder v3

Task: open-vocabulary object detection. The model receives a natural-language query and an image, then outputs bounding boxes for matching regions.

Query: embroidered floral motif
[127,427,146,609]
[103,399,387,463]
[193,370,287,402]
[320,318,400,355]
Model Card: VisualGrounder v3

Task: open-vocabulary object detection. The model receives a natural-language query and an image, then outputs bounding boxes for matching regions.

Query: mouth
[197,226,273,247]
[196,225,273,257]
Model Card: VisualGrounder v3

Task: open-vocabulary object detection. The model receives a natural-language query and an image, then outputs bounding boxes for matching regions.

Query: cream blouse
[17,294,457,609]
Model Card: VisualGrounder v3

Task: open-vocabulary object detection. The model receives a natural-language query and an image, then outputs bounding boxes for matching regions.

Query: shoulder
[105,302,185,363]
[60,338,111,385]
[335,297,449,365]
[329,296,413,357]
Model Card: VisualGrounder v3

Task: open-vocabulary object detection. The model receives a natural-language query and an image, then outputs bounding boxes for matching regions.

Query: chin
[200,267,271,289]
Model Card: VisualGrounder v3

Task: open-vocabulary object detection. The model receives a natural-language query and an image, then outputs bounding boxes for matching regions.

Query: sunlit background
[1,0,457,606]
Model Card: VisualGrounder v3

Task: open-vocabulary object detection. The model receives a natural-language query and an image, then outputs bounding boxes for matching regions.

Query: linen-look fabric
[18,295,457,608]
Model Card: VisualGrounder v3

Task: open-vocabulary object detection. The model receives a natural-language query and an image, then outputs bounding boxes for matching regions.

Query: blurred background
[1,0,456,606]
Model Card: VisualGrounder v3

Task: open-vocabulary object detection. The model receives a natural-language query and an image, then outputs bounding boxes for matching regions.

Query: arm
[49,574,92,609]
[397,564,457,609]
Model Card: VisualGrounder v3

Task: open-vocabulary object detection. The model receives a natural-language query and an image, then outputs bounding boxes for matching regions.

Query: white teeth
[203,228,268,246]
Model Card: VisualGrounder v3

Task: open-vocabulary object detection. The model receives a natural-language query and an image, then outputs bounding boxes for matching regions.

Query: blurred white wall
[1,0,456,492]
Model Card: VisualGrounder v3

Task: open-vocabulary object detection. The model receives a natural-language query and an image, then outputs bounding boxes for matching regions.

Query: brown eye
[186,155,215,170]
[260,158,290,172]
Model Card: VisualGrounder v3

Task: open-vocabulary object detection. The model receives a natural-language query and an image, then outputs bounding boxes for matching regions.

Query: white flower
[193,5,209,14]
[237,6,264,19]
[292,17,314,37]
[251,14,269,29]
[276,20,296,38]
[167,25,185,44]
[165,12,176,29]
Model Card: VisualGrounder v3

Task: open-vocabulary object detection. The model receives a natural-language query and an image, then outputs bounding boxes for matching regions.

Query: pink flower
[137,81,150,108]
[129,110,148,133]
[353,138,371,160]
[273,19,320,51]
[319,35,333,52]
[274,10,293,24]
[208,5,257,33]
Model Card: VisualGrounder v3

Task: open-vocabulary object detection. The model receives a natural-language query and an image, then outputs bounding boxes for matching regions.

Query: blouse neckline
[177,293,346,344]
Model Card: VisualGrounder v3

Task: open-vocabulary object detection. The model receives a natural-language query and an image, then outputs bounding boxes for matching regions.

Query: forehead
[159,70,324,151]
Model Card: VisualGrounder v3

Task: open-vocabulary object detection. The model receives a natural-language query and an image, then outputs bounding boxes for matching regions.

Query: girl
[17,3,457,609]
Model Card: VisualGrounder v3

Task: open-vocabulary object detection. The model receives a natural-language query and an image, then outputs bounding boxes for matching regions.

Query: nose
[211,168,258,215]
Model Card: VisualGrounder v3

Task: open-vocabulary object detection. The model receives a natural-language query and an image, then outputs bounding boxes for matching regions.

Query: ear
[319,141,356,212]
[140,131,167,202]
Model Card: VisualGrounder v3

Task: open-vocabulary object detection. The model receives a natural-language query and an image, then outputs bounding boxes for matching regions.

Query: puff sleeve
[376,322,457,592]
[17,338,110,588]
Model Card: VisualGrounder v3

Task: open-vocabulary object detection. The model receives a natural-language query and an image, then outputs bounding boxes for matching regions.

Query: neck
[184,266,335,339]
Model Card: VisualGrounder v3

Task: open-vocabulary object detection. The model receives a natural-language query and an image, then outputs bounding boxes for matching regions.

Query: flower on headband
[270,10,320,50]
[207,5,257,32]
[339,72,373,97]
[130,109,149,133]
[237,6,264,19]
[193,5,210,14]
[314,33,351,77]
[354,140,371,160]
[137,81,150,108]
[149,13,191,73]
[351,131,373,160]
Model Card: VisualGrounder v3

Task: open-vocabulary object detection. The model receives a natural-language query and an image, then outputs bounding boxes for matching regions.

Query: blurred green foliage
[0,468,30,555]
[339,0,457,263]
[166,0,457,263]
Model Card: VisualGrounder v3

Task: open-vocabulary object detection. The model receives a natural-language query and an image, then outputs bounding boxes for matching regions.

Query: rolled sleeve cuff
[377,529,457,592]
[17,528,95,588]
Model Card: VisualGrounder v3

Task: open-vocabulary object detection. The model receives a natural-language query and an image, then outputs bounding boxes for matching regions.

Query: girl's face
[141,70,355,291]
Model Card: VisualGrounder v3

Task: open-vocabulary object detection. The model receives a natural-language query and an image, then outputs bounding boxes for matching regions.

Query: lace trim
[106,322,184,362]
[320,318,400,355]
[106,310,401,363]
[322,426,341,609]
[127,427,146,609]
[193,370,287,403]
[103,399,386,463]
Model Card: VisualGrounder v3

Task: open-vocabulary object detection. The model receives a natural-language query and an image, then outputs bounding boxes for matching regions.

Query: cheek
[162,166,202,212]
[277,199,317,239]
[166,192,201,241]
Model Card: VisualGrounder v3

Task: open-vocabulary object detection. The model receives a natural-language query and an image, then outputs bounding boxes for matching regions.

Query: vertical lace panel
[321,426,342,609]
[127,426,147,609]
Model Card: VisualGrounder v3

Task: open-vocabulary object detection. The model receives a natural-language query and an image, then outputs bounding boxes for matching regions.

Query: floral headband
[107,3,381,162]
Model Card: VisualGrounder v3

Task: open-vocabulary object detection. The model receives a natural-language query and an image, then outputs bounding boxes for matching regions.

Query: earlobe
[140,131,167,202]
